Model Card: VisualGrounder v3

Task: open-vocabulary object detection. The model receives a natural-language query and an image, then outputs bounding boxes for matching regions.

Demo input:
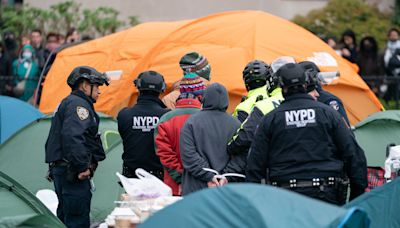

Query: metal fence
[362,75,400,109]
[2,74,400,108]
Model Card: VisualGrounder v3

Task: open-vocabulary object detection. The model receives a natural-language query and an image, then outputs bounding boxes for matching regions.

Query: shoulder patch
[76,106,89,120]
[329,100,339,111]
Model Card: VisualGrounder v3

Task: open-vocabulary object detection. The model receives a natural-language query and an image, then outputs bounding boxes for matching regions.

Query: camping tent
[353,111,400,167]
[0,96,43,144]
[0,115,122,222]
[39,10,382,125]
[89,142,125,220]
[345,177,400,228]
[0,171,65,227]
[141,184,369,228]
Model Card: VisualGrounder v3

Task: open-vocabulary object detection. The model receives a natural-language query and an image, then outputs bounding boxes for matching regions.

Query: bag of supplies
[117,169,172,199]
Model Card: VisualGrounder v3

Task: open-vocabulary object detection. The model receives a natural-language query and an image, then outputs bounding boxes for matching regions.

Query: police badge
[329,100,339,111]
[76,106,89,120]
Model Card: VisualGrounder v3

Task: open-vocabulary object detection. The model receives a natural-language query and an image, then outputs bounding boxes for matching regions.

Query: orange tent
[39,10,383,125]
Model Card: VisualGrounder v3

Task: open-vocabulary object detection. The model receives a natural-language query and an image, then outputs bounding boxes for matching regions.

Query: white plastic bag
[116,169,172,199]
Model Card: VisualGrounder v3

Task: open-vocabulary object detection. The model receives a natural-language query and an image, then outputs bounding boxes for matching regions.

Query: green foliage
[394,0,400,26]
[79,7,124,36]
[48,1,81,32]
[0,5,49,36]
[0,1,139,40]
[292,0,393,51]
[128,16,140,27]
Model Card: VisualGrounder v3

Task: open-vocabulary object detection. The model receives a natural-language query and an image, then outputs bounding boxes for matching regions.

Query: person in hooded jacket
[180,83,245,195]
[154,73,205,196]
[12,44,40,101]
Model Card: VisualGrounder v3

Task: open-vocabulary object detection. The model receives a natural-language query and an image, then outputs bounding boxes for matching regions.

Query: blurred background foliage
[1,0,398,50]
[293,0,395,51]
[0,1,139,39]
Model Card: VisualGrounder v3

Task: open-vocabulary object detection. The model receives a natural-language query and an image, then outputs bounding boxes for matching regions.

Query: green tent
[90,142,125,220]
[345,177,400,228]
[140,184,370,228]
[353,110,400,167]
[0,114,122,222]
[0,171,65,227]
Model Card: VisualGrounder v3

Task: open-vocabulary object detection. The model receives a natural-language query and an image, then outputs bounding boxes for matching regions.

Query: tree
[79,7,124,37]
[0,5,49,36]
[394,0,400,27]
[0,1,139,41]
[48,1,81,33]
[292,0,393,50]
[128,16,140,27]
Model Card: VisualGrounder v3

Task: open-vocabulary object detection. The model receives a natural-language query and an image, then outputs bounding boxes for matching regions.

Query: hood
[21,44,34,53]
[18,44,35,60]
[202,83,228,111]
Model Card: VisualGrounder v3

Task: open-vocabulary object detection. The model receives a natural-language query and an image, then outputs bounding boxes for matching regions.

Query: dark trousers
[51,166,92,228]
[292,186,342,205]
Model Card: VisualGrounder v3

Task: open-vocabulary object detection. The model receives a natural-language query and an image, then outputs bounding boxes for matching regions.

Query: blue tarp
[0,96,43,144]
[140,184,370,228]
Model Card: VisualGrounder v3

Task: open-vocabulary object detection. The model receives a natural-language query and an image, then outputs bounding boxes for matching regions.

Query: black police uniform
[45,90,105,227]
[317,87,351,126]
[118,94,169,180]
[227,88,284,155]
[298,60,351,127]
[246,92,367,205]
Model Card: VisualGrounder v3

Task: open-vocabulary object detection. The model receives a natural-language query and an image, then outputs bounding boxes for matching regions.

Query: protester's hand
[5,85,12,91]
[218,177,228,186]
[341,48,350,57]
[78,169,91,180]
[207,181,218,188]
[207,175,221,188]
[178,184,182,195]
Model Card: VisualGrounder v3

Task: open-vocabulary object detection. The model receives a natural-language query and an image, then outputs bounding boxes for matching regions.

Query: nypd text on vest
[132,116,159,132]
[285,109,316,128]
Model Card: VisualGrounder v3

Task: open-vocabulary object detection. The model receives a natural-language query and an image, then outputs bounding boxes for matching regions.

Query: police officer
[227,60,284,155]
[45,66,108,227]
[233,60,270,123]
[299,61,351,126]
[246,63,367,205]
[118,71,169,180]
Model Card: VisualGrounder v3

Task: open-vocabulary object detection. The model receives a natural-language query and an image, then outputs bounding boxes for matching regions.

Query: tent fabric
[345,177,400,228]
[39,10,382,125]
[40,20,190,118]
[140,184,369,228]
[0,96,43,144]
[353,111,400,167]
[0,171,64,227]
[0,214,65,228]
[0,115,121,222]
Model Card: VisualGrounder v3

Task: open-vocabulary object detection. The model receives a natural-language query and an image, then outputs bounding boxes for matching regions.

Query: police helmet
[242,60,271,91]
[299,61,319,92]
[277,63,307,88]
[299,61,320,73]
[67,66,109,88]
[134,71,166,93]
